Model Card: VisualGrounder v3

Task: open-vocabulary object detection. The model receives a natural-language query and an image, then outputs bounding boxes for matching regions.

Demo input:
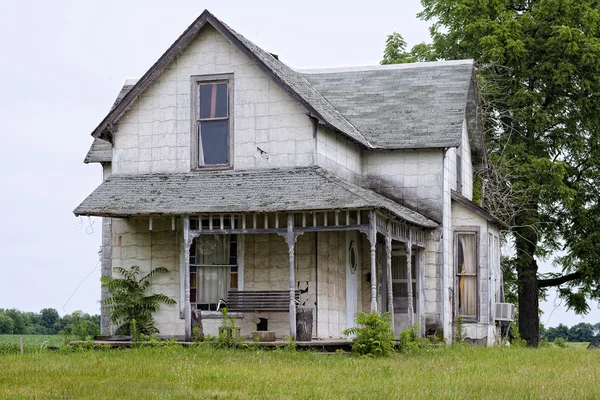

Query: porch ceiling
[74,166,437,228]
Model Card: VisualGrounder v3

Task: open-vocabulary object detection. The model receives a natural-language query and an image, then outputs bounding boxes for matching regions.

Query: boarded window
[197,82,229,166]
[456,233,477,319]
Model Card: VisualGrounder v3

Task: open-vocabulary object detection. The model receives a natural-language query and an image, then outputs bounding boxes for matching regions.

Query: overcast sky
[0,0,597,328]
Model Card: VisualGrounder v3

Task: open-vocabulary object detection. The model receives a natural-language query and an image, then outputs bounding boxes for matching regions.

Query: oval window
[349,241,358,274]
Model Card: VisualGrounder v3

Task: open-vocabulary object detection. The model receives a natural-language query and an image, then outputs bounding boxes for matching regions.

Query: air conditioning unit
[495,303,515,322]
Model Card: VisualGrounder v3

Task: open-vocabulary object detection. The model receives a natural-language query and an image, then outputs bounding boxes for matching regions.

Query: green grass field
[0,344,598,399]
[0,335,63,347]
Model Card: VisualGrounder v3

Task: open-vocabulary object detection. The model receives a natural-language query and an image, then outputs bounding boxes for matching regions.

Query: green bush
[554,337,568,348]
[343,311,395,357]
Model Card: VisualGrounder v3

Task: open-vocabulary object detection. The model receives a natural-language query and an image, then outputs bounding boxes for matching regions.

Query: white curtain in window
[195,235,231,304]
[459,234,477,317]
[197,267,229,304]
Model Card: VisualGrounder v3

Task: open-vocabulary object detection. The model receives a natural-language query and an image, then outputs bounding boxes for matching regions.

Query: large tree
[386,0,600,345]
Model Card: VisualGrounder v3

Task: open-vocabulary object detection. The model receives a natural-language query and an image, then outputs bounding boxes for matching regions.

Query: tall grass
[0,345,597,399]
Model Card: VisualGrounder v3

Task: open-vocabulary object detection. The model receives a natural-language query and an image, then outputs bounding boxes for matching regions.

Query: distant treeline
[540,322,600,343]
[0,308,100,336]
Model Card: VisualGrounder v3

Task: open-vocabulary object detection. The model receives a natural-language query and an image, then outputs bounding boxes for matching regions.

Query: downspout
[441,148,449,342]
[315,231,319,338]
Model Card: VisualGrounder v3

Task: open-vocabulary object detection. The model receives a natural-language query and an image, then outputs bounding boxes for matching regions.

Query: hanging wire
[62,260,100,314]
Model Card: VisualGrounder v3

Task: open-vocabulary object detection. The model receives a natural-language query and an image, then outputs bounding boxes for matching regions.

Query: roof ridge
[217,20,372,148]
[299,59,474,74]
[90,10,373,148]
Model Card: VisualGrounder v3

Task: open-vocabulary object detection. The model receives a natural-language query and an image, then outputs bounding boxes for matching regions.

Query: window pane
[200,120,228,165]
[457,234,477,317]
[199,83,228,119]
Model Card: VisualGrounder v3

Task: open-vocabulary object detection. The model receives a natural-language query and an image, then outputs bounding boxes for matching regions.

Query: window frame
[189,232,239,312]
[453,226,480,322]
[190,73,234,170]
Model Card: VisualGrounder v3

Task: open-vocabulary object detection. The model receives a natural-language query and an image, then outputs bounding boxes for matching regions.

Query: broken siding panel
[112,25,314,175]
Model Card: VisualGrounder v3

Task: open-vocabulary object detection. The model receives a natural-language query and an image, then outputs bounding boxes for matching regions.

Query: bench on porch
[222,290,300,312]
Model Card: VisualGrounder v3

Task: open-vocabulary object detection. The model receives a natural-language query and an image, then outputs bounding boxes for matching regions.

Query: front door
[345,232,359,333]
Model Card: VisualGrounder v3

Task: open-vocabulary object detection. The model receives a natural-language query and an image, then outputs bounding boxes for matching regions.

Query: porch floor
[74,339,352,352]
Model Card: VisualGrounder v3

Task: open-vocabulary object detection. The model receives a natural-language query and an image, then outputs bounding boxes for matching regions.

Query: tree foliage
[101,266,176,336]
[385,0,600,346]
[0,308,99,335]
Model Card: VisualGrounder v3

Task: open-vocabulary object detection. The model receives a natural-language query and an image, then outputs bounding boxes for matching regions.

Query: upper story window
[191,74,233,169]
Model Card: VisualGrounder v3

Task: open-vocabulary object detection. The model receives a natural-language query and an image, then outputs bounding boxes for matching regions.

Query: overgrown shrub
[101,266,176,336]
[217,308,240,348]
[343,311,395,357]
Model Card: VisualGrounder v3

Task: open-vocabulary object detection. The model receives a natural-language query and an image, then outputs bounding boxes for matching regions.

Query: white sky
[0,0,596,328]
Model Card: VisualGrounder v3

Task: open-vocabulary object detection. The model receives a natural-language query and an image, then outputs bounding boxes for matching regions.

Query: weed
[343,311,395,357]
[454,315,465,343]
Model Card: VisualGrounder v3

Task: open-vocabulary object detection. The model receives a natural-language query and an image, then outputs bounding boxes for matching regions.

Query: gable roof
[91,10,369,147]
[74,166,437,228]
[451,190,508,229]
[89,10,481,153]
[303,61,475,149]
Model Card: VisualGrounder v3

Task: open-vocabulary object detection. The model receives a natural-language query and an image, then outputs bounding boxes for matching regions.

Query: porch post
[286,213,297,339]
[183,216,191,341]
[368,211,377,313]
[406,231,414,327]
[385,225,395,334]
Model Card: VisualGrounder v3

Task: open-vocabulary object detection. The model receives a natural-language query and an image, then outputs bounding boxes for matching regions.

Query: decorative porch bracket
[275,213,304,340]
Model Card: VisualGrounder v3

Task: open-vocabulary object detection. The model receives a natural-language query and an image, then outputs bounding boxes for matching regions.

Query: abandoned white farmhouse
[75,10,508,344]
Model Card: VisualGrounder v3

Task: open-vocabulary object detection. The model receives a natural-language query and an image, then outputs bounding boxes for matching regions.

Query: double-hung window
[455,231,478,320]
[189,233,238,311]
[191,74,233,169]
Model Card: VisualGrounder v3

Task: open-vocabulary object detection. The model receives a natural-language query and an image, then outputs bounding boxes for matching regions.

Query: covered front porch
[144,208,429,341]
[74,167,437,341]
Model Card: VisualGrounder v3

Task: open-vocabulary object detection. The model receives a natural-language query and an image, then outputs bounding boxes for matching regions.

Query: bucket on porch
[296,308,313,341]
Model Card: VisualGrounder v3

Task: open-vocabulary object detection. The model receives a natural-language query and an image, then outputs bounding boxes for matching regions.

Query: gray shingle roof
[84,83,135,163]
[84,138,112,164]
[88,11,479,152]
[303,61,475,149]
[220,21,369,147]
[74,167,437,228]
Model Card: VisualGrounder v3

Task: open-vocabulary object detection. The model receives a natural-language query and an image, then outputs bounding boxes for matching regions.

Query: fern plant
[101,266,176,336]
[343,311,395,357]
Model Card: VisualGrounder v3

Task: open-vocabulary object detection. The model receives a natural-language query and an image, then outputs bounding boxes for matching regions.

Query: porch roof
[74,166,437,228]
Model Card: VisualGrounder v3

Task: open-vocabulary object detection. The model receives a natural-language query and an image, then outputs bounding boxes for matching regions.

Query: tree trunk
[514,220,540,347]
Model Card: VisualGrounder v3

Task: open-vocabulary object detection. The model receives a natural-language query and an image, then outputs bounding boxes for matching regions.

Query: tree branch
[537,272,583,288]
